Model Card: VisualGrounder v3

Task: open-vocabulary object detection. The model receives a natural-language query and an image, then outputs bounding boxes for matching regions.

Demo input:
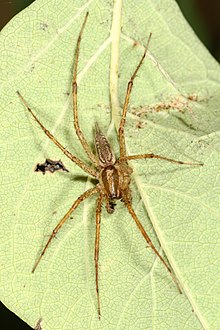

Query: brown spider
[17,12,203,318]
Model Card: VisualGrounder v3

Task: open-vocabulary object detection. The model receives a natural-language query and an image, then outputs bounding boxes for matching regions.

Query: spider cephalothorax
[17,12,202,318]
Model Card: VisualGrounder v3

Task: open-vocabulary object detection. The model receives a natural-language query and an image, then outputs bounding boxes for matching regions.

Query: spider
[17,12,203,318]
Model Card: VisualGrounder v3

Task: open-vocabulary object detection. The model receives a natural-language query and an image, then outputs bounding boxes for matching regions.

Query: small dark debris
[35,159,69,175]
[40,22,49,31]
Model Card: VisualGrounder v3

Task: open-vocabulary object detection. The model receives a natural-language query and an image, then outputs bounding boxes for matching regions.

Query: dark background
[1,0,220,329]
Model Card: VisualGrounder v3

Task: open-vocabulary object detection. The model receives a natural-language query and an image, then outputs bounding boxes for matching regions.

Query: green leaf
[1,0,220,329]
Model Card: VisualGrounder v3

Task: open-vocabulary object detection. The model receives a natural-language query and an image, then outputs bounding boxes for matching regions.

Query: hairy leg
[94,193,103,318]
[17,91,97,177]
[118,34,152,158]
[120,153,203,166]
[72,12,99,166]
[32,186,98,272]
[123,192,182,294]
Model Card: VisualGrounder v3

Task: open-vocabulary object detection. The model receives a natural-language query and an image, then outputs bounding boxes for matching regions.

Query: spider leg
[94,193,103,319]
[17,91,97,178]
[120,154,203,166]
[72,12,99,166]
[119,33,152,158]
[123,192,182,294]
[32,186,98,273]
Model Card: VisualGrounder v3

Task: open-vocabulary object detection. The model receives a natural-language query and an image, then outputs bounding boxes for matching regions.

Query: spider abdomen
[95,123,116,167]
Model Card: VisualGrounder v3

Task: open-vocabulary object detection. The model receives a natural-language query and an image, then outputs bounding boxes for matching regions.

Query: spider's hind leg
[118,33,152,158]
[72,12,98,166]
[17,91,97,177]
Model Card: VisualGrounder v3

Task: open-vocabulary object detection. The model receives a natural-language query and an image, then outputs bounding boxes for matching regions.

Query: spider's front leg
[94,192,103,319]
[32,186,98,273]
[122,191,182,294]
